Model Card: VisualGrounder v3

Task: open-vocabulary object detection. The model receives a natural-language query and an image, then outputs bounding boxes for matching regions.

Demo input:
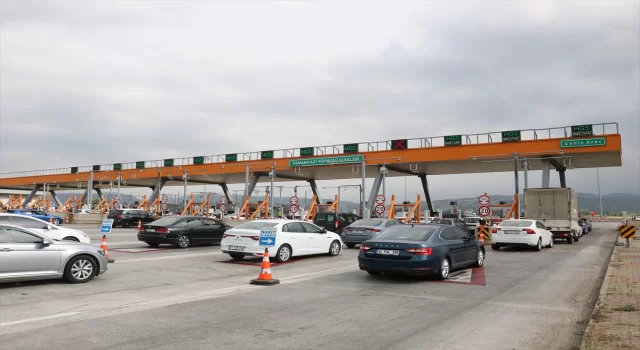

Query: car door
[536,221,551,245]
[300,222,329,253]
[182,218,205,244]
[281,222,309,255]
[202,218,226,243]
[440,228,470,268]
[0,226,61,278]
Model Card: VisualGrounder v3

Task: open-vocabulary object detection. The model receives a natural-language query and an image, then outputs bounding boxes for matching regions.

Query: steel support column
[148,178,168,204]
[558,168,567,188]
[307,180,322,204]
[95,188,104,200]
[220,184,232,204]
[86,171,94,206]
[541,159,551,188]
[418,174,435,214]
[366,170,385,216]
[246,176,260,200]
[49,190,62,206]
[22,185,41,208]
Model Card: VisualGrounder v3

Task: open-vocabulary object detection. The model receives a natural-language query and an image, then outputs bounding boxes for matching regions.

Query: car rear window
[464,218,480,223]
[111,210,123,215]
[315,214,334,223]
[430,219,452,225]
[499,220,533,228]
[150,217,183,226]
[234,222,278,230]
[351,219,383,226]
[375,226,436,241]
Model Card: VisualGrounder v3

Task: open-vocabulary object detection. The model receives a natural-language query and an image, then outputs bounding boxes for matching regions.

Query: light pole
[597,168,603,217]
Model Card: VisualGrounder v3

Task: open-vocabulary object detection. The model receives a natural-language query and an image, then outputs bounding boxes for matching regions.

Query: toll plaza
[0,122,622,222]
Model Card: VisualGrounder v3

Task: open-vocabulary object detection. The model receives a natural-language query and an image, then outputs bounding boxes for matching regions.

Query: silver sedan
[0,224,108,284]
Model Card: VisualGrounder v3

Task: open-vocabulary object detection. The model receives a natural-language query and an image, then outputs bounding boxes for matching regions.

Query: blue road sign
[100,219,114,234]
[259,228,277,247]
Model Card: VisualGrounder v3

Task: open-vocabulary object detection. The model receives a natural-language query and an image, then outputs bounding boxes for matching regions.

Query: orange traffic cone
[250,248,280,285]
[49,217,53,224]
[479,230,485,245]
[101,235,115,263]
[137,219,142,230]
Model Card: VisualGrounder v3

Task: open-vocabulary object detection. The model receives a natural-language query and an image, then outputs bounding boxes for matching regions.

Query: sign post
[100,219,114,234]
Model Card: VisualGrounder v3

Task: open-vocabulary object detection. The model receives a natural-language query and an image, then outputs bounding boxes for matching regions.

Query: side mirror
[42,238,53,246]
[546,226,552,230]
[322,228,328,233]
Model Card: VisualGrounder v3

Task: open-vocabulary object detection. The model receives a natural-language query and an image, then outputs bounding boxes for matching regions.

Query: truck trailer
[524,188,582,244]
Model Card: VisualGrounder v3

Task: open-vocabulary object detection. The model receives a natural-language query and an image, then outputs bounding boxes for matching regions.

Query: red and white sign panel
[220,197,227,204]
[289,204,299,213]
[478,194,490,206]
[289,196,299,205]
[374,204,386,214]
[219,205,226,212]
[478,205,491,217]
[375,194,386,205]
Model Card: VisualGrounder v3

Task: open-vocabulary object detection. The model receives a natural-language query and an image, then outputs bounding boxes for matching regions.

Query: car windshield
[374,226,436,241]
[234,222,279,230]
[430,219,452,225]
[315,214,333,223]
[150,217,183,226]
[351,219,383,226]
[464,218,480,223]
[499,220,533,228]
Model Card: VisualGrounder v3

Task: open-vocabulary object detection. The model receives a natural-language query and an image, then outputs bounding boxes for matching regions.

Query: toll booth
[388,194,422,224]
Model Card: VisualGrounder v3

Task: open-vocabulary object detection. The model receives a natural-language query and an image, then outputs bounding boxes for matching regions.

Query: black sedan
[429,218,475,237]
[137,216,232,248]
[358,224,485,279]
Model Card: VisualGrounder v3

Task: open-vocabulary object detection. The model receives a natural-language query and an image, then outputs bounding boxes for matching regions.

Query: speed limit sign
[289,204,299,213]
[479,205,491,217]
[374,204,386,214]
[219,204,226,212]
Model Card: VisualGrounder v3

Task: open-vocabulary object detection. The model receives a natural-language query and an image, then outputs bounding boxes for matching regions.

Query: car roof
[0,223,45,235]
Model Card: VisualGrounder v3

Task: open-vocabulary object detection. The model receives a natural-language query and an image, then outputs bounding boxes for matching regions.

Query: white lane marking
[114,251,223,263]
[0,263,358,328]
[92,241,144,247]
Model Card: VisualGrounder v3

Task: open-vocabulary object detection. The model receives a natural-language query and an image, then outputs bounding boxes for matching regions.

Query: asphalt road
[0,223,618,350]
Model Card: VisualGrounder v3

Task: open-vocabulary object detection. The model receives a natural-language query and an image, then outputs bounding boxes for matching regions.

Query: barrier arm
[237,196,250,218]
[180,194,195,216]
[388,195,396,219]
[305,195,317,221]
[249,194,269,220]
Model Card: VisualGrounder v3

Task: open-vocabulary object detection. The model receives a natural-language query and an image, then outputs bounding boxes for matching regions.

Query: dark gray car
[341,218,403,248]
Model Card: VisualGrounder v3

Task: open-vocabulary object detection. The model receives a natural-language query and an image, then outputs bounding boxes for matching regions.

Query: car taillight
[405,247,432,255]
[222,234,232,238]
[156,227,168,234]
[523,228,536,234]
[117,215,123,219]
[360,245,371,252]
[335,221,339,229]
[492,227,500,233]
[244,236,260,241]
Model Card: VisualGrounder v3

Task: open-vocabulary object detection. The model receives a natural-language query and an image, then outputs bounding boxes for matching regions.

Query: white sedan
[491,219,553,251]
[220,219,343,263]
[0,213,91,244]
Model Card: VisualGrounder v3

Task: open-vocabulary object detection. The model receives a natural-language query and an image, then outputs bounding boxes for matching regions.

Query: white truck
[524,188,582,244]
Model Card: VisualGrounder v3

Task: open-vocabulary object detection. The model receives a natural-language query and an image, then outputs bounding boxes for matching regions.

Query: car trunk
[343,226,379,235]
[362,240,428,260]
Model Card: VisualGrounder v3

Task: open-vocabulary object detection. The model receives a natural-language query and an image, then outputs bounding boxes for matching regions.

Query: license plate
[376,249,399,255]
[146,229,155,233]
[228,245,245,251]
[350,231,366,235]
[505,230,520,234]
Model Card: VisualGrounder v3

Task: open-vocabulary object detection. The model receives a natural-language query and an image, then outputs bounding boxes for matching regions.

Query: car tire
[534,238,542,251]
[345,243,356,249]
[473,248,484,267]
[545,235,554,248]
[147,242,160,248]
[574,232,580,242]
[328,240,341,256]
[63,255,97,283]
[176,235,190,248]
[367,270,381,275]
[52,218,61,225]
[122,221,131,228]
[437,257,450,280]
[491,244,500,251]
[62,236,79,242]
[229,253,244,260]
[567,235,573,244]
[275,244,292,263]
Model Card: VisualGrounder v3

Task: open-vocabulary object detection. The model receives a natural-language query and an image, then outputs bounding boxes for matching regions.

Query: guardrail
[0,122,619,179]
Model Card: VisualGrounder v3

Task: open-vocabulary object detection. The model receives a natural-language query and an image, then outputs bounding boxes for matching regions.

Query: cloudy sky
[0,0,638,203]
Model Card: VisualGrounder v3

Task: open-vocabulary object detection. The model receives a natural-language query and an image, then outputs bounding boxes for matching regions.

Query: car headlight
[97,249,105,256]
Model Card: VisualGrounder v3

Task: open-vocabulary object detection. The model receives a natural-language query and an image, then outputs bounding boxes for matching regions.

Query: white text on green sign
[560,137,606,148]
[289,155,364,167]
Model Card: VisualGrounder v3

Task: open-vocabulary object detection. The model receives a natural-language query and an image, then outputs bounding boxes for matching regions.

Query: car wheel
[53,218,61,225]
[229,253,244,260]
[147,242,160,248]
[275,244,292,263]
[473,248,484,267]
[574,232,580,242]
[345,243,356,248]
[176,235,190,248]
[64,255,97,283]
[328,240,341,256]
[546,235,554,248]
[62,236,79,242]
[122,221,131,228]
[534,238,542,251]
[367,270,381,275]
[491,244,500,251]
[437,257,450,280]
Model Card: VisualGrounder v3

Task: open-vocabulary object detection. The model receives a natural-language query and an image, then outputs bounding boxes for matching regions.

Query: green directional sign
[113,163,122,171]
[193,156,204,165]
[261,150,274,160]
[289,155,364,167]
[225,154,238,162]
[343,143,359,153]
[560,137,606,148]
[444,135,462,146]
[164,159,174,167]
[136,161,145,169]
[502,130,521,142]
[571,124,593,137]
[300,147,314,156]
